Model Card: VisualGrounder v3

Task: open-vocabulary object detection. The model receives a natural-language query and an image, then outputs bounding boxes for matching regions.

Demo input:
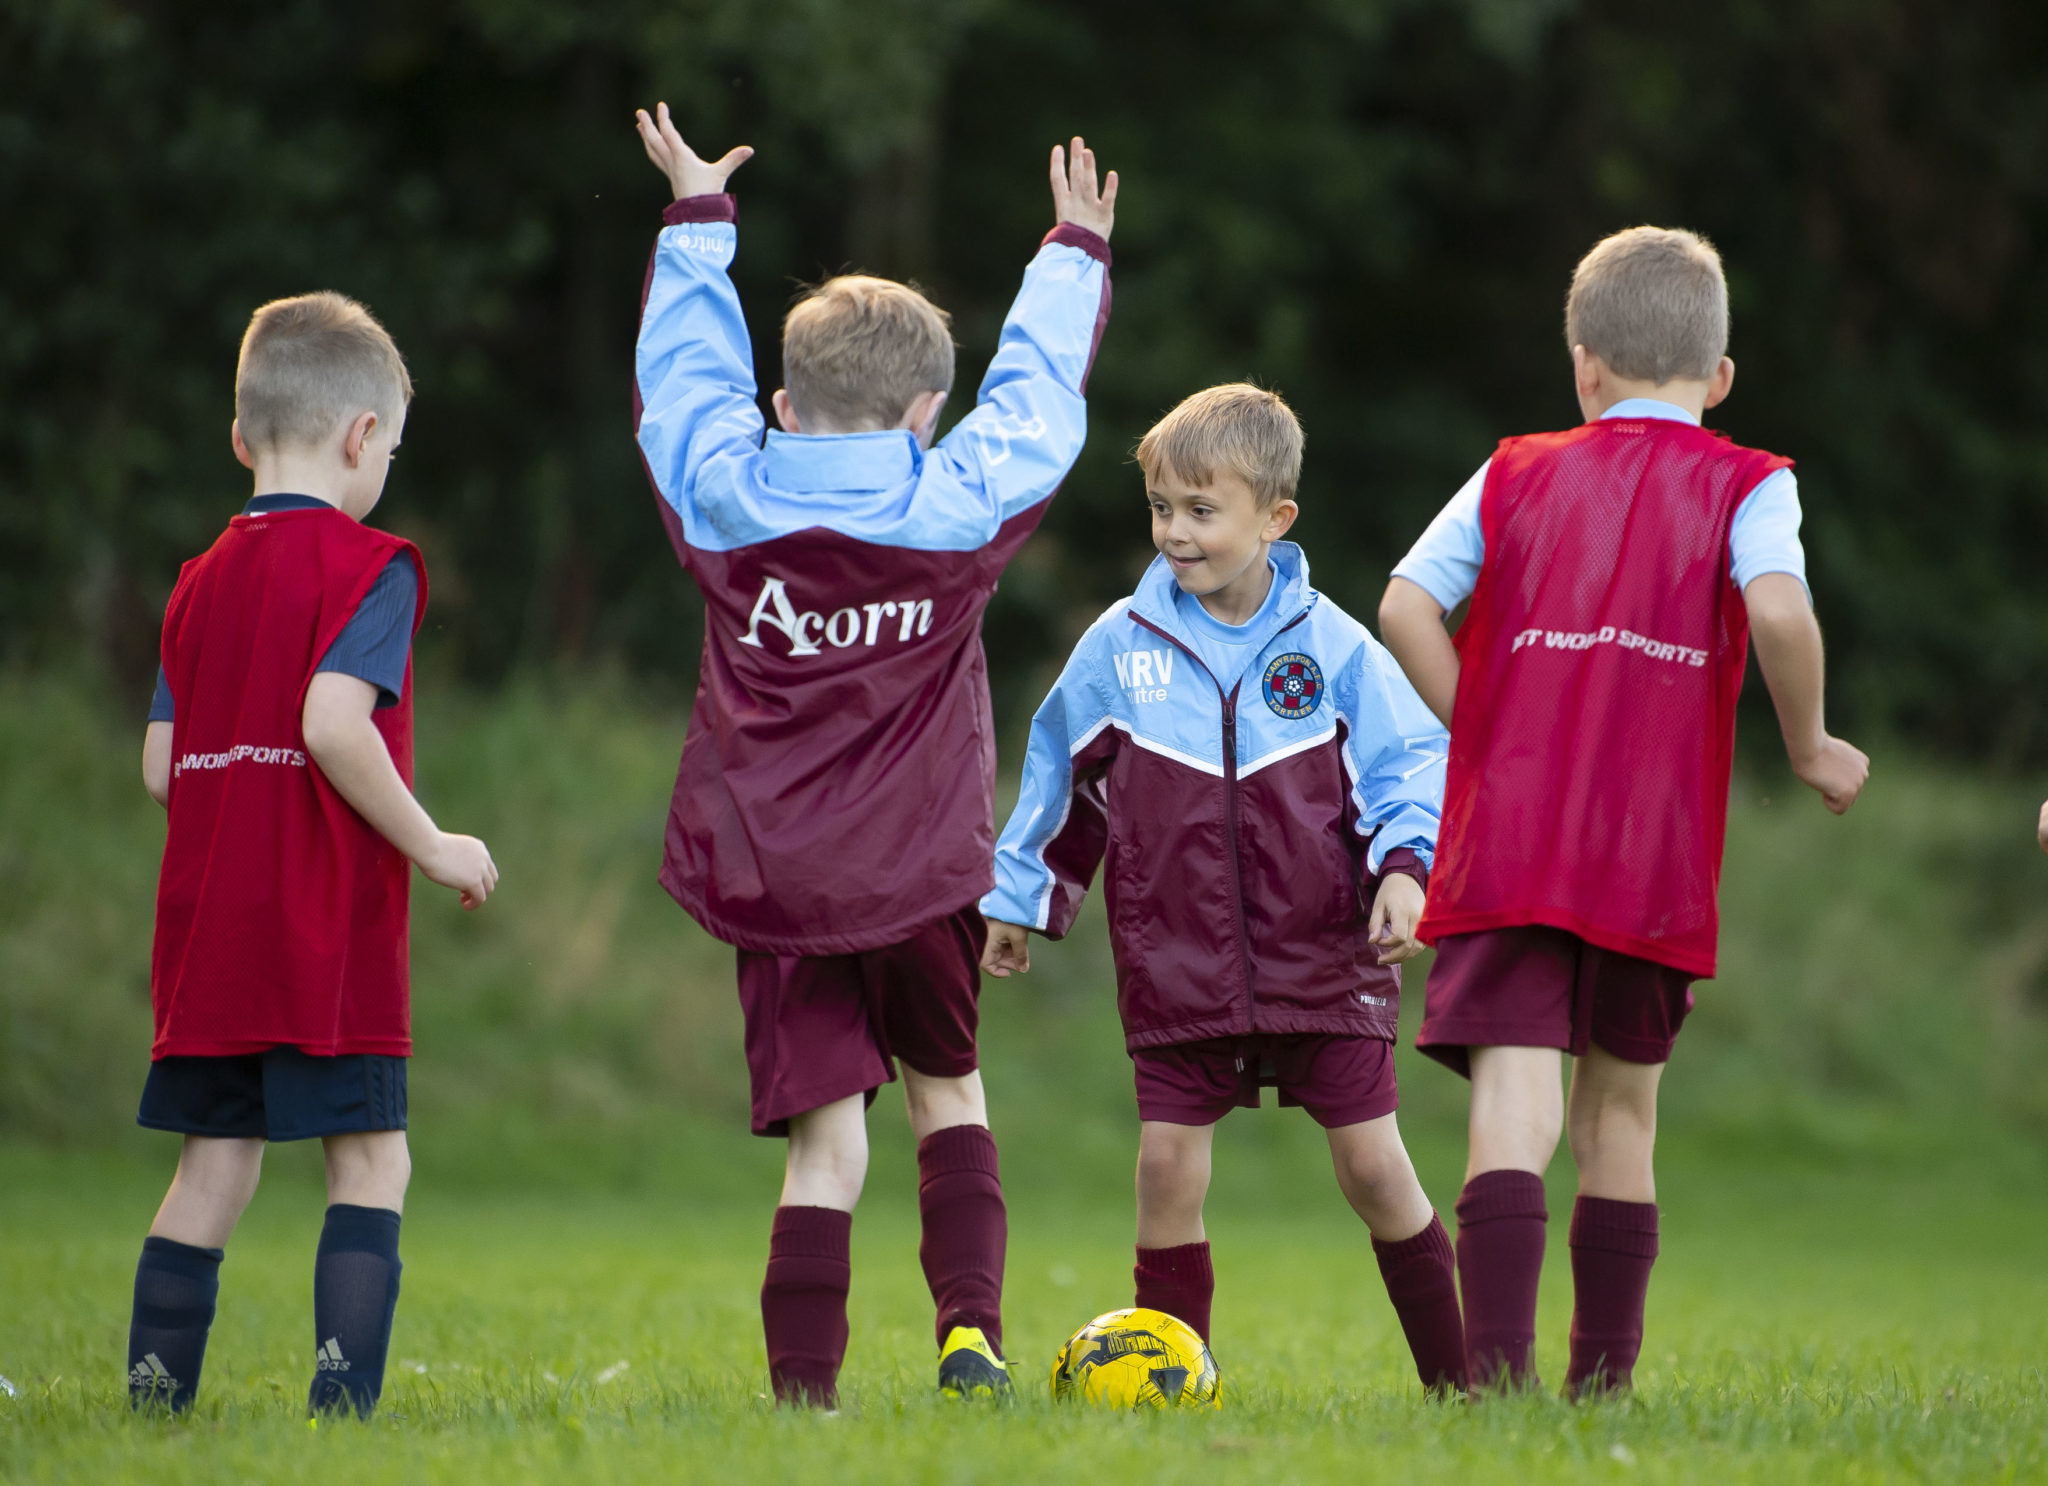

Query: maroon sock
[1372,1213,1467,1394]
[1134,1241,1214,1345]
[761,1205,852,1406]
[1566,1196,1658,1397]
[916,1124,1007,1354]
[1455,1170,1548,1389]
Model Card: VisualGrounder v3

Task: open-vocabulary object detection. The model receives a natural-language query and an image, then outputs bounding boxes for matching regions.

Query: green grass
[3,1142,2047,1483]
[4,667,2048,1481]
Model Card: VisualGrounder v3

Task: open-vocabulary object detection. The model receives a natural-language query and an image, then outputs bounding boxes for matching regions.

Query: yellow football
[1049,1306,1221,1409]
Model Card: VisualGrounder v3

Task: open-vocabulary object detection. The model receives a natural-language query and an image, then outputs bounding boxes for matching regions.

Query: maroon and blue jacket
[633,194,1112,954]
[982,543,1448,1049]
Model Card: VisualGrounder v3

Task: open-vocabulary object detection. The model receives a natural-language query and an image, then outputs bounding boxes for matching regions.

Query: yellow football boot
[937,1325,1012,1400]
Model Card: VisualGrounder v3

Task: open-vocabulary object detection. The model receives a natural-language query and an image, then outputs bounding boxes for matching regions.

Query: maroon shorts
[1417,925,1695,1077]
[734,907,985,1137]
[1132,1035,1398,1129]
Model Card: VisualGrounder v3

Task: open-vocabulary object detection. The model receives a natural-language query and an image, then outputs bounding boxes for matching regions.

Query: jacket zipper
[1130,607,1311,1034]
[1218,685,1254,1031]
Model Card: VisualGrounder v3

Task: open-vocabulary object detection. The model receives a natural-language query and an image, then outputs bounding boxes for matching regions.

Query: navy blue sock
[127,1236,223,1412]
[307,1204,402,1416]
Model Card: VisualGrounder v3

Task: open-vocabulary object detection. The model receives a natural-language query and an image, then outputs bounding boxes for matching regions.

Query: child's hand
[2037,799,2047,854]
[981,919,1032,977]
[421,832,499,910]
[1050,136,1118,241]
[1368,872,1426,965]
[635,102,753,201]
[1791,734,1869,815]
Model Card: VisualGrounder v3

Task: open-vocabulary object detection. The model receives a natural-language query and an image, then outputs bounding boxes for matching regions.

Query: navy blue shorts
[138,1049,407,1141]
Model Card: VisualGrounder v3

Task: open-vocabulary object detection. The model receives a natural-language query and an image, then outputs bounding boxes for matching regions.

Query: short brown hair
[781,275,955,430]
[235,292,412,452]
[1565,226,1728,384]
[1135,383,1304,508]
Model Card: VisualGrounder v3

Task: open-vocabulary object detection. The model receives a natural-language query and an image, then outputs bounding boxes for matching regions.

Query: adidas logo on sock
[129,1353,175,1390]
[315,1338,351,1373]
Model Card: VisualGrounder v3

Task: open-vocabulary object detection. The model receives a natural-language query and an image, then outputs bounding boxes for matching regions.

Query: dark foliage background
[5,0,2045,758]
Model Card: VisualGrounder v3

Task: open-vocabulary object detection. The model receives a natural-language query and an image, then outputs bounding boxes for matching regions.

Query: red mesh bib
[1416,419,1791,976]
[152,509,425,1056]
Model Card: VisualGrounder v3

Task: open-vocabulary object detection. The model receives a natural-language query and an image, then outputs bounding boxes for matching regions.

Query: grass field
[5,1136,2047,1483]
[4,669,2048,1482]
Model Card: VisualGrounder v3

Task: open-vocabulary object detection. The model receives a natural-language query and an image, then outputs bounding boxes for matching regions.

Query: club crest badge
[1262,652,1324,720]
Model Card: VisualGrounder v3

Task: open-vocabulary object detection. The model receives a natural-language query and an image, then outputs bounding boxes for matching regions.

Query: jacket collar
[1129,540,1317,659]
[763,428,921,493]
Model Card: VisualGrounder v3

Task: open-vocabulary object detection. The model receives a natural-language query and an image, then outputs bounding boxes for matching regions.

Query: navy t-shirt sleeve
[150,553,418,723]
[316,553,419,708]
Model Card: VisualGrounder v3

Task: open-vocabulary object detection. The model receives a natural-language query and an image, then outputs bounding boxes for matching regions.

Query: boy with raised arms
[130,292,496,1416]
[983,384,1469,1395]
[631,103,1115,1405]
[1379,227,1869,1394]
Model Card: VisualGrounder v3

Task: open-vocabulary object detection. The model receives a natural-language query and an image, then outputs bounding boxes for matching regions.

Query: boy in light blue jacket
[981,384,1466,1392]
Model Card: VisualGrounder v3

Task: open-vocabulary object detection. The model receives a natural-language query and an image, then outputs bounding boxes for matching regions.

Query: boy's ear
[230,419,256,471]
[341,410,378,467]
[1262,497,1300,543]
[902,389,948,447]
[1571,344,1603,402]
[1703,356,1736,410]
[771,389,802,434]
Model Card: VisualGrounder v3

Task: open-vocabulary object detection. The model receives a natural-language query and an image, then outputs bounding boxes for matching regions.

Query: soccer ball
[1049,1307,1221,1409]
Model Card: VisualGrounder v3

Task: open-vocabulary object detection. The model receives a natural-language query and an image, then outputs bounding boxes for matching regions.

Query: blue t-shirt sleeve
[316,553,419,707]
[1729,468,1808,599]
[1390,460,1489,610]
[149,666,174,723]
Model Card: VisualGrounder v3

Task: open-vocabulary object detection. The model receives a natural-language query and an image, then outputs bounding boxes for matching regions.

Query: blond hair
[235,292,412,452]
[781,275,955,430]
[1565,226,1729,384]
[1135,383,1303,508]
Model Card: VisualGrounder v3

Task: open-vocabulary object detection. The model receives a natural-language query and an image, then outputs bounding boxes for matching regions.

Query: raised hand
[1050,135,1118,241]
[980,919,1032,978]
[635,101,753,201]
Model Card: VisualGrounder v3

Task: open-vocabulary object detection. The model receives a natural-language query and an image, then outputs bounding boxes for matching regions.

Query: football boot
[937,1325,1011,1400]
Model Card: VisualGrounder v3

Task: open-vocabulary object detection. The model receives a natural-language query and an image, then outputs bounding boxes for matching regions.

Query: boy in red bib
[1379,227,1869,1395]
[129,293,496,1415]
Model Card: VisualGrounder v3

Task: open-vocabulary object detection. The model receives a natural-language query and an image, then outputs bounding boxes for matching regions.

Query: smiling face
[1147,468,1299,624]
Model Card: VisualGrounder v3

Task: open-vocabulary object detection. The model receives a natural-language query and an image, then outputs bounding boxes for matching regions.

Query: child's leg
[1458,1045,1564,1389]
[902,1068,1006,1355]
[129,1136,264,1411]
[1562,1047,1663,1397]
[1326,1115,1464,1393]
[307,1131,410,1416]
[1133,1121,1217,1342]
[765,1093,868,1406]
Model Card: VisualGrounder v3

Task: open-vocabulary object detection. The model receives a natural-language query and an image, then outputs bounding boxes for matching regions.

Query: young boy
[630,103,1115,1405]
[1378,226,1870,1395]
[131,292,497,1416]
[981,384,1469,1395]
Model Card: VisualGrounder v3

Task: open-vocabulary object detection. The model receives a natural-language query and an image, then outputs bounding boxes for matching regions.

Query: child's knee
[325,1132,411,1201]
[902,1070,985,1130]
[786,1126,869,1207]
[1332,1130,1417,1201]
[1135,1128,1210,1201]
